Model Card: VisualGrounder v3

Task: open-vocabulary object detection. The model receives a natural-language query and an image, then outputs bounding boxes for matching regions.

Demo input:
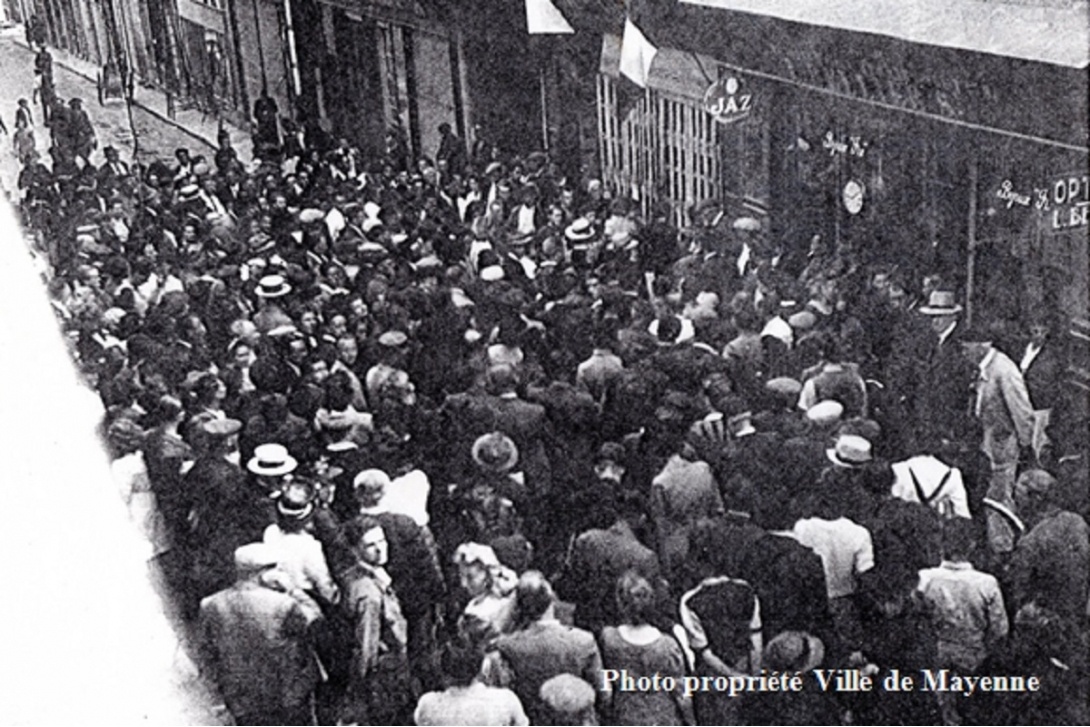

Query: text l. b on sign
[704,76,753,124]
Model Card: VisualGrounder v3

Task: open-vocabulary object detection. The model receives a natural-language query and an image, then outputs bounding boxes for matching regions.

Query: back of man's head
[940,517,976,562]
[515,570,555,622]
[486,363,519,395]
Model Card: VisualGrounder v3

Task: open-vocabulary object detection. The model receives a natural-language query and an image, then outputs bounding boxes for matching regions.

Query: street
[0,29,217,195]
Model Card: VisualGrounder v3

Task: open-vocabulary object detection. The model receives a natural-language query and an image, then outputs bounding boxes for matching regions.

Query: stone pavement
[0,25,252,194]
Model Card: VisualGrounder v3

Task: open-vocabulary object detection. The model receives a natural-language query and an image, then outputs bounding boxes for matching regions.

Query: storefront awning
[680,0,1090,69]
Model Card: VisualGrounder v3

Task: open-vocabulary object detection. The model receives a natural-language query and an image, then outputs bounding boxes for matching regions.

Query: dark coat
[744,533,835,649]
[482,394,553,496]
[1020,339,1065,412]
[566,520,661,632]
[914,326,976,446]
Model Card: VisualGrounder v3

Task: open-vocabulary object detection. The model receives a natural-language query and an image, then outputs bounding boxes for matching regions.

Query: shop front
[598,0,1088,333]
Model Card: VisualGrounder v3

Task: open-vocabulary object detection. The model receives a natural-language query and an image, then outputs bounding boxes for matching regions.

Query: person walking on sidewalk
[33,44,54,127]
[69,98,96,165]
[15,98,33,129]
[13,118,35,166]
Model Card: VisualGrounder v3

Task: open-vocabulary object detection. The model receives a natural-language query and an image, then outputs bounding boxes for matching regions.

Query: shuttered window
[597,74,719,226]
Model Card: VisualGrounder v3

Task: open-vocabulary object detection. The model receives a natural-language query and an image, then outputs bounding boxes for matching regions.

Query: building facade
[595,0,1088,403]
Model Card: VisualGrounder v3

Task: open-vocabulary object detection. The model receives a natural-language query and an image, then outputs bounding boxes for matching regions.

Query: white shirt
[262,524,339,604]
[891,455,971,518]
[761,316,794,348]
[516,205,536,235]
[793,517,874,599]
[1019,342,1041,373]
[457,190,481,222]
[326,207,345,241]
[385,469,432,527]
[937,320,958,346]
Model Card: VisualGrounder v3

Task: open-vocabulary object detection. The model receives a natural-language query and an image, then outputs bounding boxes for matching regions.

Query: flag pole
[540,64,549,152]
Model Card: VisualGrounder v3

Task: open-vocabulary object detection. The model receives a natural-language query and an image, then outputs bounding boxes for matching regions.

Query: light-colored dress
[112,451,172,558]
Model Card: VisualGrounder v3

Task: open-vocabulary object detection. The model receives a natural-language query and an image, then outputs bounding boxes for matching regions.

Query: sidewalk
[3,23,252,164]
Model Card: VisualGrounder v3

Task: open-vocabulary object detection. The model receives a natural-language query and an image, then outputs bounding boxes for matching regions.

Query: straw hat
[247,443,298,477]
[825,434,873,468]
[919,290,963,316]
[254,274,292,298]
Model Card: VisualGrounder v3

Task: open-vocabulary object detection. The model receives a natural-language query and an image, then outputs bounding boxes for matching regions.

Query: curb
[9,33,242,156]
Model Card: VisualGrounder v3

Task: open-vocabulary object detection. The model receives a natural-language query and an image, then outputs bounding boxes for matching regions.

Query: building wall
[410,28,455,160]
[232,0,291,126]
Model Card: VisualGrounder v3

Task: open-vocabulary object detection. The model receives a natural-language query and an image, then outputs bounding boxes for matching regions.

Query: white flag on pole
[619,17,658,87]
[526,0,574,34]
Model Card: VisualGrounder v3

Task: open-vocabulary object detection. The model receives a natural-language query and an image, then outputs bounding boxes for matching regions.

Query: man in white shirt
[262,480,340,616]
[793,488,874,648]
[891,454,971,518]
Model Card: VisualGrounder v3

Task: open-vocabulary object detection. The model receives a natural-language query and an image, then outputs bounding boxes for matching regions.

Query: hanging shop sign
[703,76,753,124]
[993,173,1089,231]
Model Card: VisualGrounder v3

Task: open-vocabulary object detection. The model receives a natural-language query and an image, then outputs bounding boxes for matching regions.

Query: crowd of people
[10,70,1090,726]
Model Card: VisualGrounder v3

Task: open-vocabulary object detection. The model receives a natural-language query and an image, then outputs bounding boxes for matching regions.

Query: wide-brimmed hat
[763,631,825,672]
[247,443,298,477]
[471,432,519,474]
[564,219,595,243]
[826,434,873,467]
[648,316,695,345]
[255,274,292,298]
[919,290,963,316]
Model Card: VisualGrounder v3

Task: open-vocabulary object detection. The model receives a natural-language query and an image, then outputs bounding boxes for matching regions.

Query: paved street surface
[0,29,219,195]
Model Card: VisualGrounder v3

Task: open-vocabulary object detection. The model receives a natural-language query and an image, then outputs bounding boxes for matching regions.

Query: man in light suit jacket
[960,328,1035,555]
[198,543,320,725]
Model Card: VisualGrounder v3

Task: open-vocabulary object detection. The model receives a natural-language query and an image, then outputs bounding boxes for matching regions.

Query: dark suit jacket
[915,327,976,444]
[568,521,661,631]
[1020,340,1065,412]
[483,394,552,495]
[494,621,603,725]
[744,533,834,648]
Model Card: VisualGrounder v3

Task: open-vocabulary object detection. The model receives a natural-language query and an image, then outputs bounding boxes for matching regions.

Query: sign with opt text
[704,76,753,124]
[994,172,1089,231]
